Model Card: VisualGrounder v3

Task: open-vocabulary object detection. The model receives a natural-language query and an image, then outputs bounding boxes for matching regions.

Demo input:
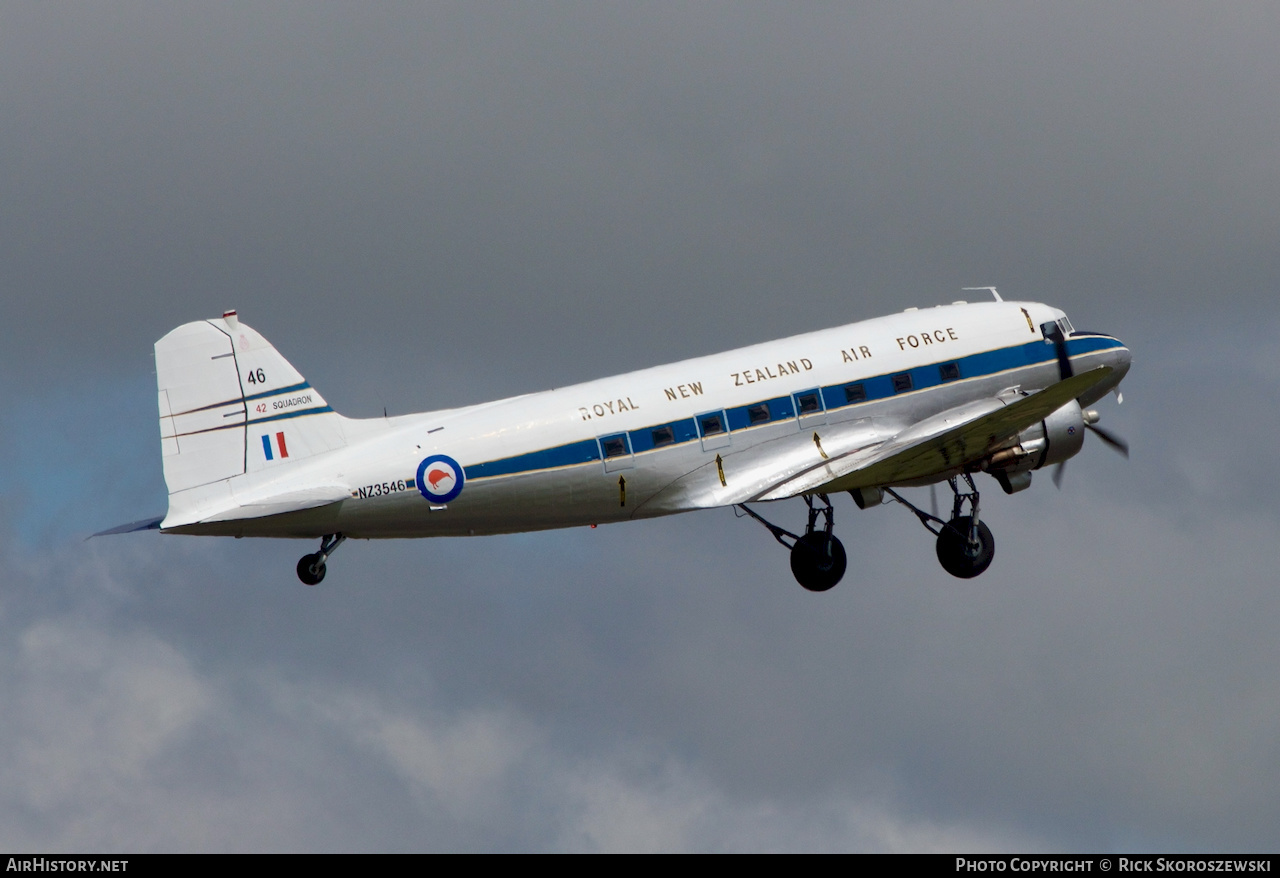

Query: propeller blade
[1087,423,1130,458]
[1056,338,1073,379]
[1053,461,1066,489]
[1043,322,1074,381]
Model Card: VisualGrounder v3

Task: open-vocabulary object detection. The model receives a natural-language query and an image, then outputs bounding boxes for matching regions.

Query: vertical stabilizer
[156,313,348,507]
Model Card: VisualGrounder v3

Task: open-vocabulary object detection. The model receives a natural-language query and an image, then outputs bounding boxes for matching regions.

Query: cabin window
[844,383,866,404]
[796,392,821,415]
[601,435,630,458]
[892,372,913,393]
[939,362,961,382]
[747,404,770,425]
[651,425,675,447]
[699,413,725,436]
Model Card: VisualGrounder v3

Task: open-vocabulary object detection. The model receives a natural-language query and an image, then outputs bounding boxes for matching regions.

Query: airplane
[101,288,1131,591]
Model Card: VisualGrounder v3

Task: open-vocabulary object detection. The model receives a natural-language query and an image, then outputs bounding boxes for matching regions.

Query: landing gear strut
[737,494,847,592]
[885,474,995,579]
[297,533,346,585]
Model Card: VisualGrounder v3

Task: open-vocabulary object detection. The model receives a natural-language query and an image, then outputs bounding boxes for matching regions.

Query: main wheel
[297,553,326,586]
[935,516,995,579]
[789,532,847,592]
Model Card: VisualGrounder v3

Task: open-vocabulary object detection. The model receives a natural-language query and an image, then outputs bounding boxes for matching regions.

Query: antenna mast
[962,286,1002,302]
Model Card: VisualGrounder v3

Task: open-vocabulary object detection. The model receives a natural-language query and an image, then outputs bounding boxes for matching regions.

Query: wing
[636,365,1113,513]
[759,365,1113,498]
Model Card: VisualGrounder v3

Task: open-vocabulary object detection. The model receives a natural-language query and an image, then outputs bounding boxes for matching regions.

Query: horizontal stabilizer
[91,516,164,537]
[188,485,352,525]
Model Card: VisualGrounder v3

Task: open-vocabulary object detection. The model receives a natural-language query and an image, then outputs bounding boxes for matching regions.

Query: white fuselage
[168,300,1130,540]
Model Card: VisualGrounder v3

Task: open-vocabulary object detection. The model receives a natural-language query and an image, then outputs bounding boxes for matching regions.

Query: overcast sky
[2,2,1279,852]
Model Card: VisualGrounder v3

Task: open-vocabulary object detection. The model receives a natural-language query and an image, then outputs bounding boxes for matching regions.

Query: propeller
[1041,320,1130,487]
[1053,410,1130,488]
[1052,460,1067,489]
[1086,422,1129,457]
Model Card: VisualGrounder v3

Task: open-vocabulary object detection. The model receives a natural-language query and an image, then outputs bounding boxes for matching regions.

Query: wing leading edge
[758,365,1114,499]
[638,365,1114,513]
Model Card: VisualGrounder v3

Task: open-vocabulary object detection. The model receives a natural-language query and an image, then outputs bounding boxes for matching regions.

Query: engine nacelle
[986,399,1086,475]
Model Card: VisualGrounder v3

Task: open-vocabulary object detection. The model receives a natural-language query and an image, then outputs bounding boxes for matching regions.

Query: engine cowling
[986,399,1086,478]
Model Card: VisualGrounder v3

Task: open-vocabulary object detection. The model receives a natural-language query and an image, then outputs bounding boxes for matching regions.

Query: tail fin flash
[156,311,347,496]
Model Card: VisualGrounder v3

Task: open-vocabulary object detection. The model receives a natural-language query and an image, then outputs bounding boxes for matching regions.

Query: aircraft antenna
[962,286,1002,302]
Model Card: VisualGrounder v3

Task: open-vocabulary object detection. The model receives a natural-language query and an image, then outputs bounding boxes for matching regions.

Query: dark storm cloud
[2,1,1279,851]
[6,3,1278,391]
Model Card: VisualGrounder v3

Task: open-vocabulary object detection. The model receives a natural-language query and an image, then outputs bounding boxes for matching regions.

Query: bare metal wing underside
[762,365,1114,498]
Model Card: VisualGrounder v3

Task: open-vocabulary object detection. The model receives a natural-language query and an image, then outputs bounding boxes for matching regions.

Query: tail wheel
[935,516,995,579]
[297,553,326,586]
[789,532,848,592]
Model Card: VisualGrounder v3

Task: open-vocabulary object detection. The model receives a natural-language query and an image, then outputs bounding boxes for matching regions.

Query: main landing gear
[737,494,847,592]
[885,474,995,579]
[297,533,346,585]
[738,474,997,590]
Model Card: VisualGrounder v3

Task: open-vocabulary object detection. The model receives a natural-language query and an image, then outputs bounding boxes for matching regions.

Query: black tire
[789,532,848,592]
[297,553,326,586]
[935,516,995,579]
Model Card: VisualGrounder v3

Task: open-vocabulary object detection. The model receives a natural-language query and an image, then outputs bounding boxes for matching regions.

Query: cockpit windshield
[1040,316,1074,340]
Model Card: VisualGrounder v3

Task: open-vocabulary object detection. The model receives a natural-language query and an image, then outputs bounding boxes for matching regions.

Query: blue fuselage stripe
[462,336,1124,481]
[463,439,602,479]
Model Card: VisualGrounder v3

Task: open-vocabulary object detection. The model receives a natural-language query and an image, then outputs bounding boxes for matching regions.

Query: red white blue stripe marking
[262,432,289,461]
